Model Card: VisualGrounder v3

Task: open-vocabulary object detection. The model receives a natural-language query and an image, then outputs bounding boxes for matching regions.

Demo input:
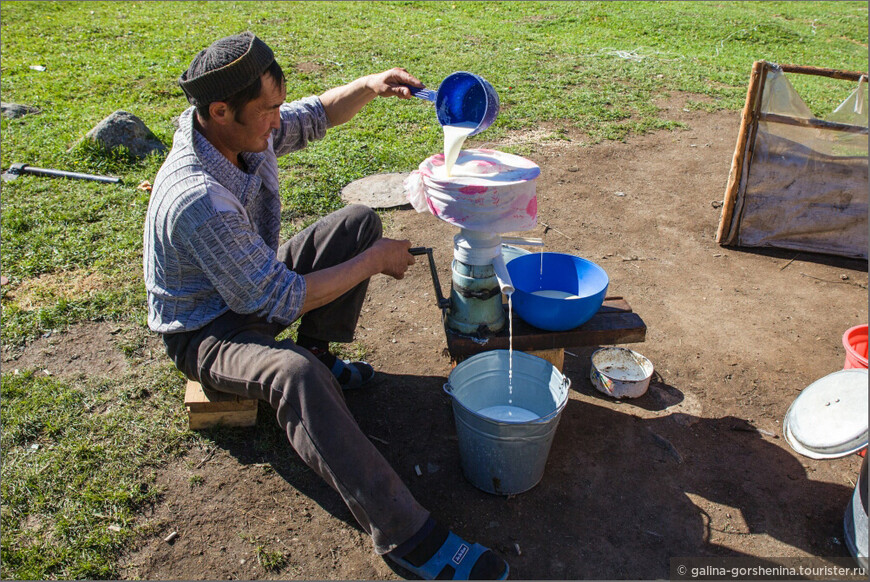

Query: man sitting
[143,31,508,580]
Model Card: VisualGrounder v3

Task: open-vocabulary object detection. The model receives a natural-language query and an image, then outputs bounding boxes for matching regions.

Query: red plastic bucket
[843,324,869,370]
[843,324,869,458]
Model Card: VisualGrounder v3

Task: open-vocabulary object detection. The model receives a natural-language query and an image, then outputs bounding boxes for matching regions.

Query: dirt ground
[5,96,868,580]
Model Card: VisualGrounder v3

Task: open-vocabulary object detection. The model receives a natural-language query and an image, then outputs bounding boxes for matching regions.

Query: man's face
[228,73,286,153]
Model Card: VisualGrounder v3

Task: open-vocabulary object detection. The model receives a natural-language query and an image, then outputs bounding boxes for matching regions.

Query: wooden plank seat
[184,380,258,430]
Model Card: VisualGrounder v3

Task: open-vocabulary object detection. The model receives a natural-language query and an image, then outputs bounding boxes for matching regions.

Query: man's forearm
[300,248,379,313]
[317,68,421,127]
[319,76,377,127]
[299,237,413,314]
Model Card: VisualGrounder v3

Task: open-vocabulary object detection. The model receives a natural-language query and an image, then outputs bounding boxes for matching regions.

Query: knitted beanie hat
[178,32,275,107]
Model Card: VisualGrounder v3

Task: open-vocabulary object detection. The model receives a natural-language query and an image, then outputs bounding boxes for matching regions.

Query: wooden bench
[445,296,647,371]
[184,380,258,430]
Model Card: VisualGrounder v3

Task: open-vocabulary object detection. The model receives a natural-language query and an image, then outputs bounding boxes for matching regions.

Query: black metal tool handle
[15,164,122,184]
[409,247,449,311]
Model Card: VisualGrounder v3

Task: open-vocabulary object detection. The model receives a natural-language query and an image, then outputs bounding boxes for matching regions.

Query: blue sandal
[389,531,509,580]
[330,357,375,390]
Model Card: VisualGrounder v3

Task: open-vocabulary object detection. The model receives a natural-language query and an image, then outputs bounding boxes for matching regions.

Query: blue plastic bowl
[506,253,609,331]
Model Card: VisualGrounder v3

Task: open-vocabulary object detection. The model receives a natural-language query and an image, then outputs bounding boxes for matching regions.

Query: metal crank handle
[408,247,449,311]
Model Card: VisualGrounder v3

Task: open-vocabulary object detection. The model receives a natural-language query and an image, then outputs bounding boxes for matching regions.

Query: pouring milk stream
[442,122,477,176]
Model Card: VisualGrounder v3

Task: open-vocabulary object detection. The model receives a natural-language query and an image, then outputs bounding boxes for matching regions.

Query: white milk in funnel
[443,122,477,176]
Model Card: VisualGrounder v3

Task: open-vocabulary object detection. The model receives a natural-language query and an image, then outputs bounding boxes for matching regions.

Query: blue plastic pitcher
[410,71,499,135]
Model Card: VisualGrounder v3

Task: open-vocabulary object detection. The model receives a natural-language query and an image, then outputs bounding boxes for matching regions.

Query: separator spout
[491,253,515,296]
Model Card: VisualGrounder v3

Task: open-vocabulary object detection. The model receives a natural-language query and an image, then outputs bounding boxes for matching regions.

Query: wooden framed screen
[717,61,869,260]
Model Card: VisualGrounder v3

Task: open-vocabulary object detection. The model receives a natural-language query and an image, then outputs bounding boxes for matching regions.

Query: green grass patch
[256,545,291,572]
[0,366,193,579]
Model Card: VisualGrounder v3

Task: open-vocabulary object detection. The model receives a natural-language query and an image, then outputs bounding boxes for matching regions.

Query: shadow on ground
[198,367,857,580]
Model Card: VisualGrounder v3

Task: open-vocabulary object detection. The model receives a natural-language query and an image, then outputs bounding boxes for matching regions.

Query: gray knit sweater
[143,98,329,334]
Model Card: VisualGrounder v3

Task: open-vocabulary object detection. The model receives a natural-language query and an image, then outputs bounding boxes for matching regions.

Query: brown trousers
[162,204,429,554]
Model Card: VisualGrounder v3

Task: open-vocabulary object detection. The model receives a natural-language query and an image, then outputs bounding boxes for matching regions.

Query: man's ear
[208,101,232,125]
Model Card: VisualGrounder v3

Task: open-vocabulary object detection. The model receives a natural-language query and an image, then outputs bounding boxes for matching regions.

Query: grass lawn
[1,1,867,578]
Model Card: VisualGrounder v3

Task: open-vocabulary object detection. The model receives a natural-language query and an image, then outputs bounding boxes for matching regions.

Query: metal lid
[784,369,868,460]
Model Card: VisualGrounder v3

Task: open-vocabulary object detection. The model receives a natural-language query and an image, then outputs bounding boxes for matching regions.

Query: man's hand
[320,68,425,126]
[369,237,416,279]
[365,68,425,100]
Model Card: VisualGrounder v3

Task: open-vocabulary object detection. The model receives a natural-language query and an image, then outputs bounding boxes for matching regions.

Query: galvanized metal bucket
[844,455,868,569]
[444,350,570,495]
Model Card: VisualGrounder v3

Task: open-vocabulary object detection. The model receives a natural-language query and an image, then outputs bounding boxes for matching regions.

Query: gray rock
[1,102,41,119]
[84,110,167,159]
